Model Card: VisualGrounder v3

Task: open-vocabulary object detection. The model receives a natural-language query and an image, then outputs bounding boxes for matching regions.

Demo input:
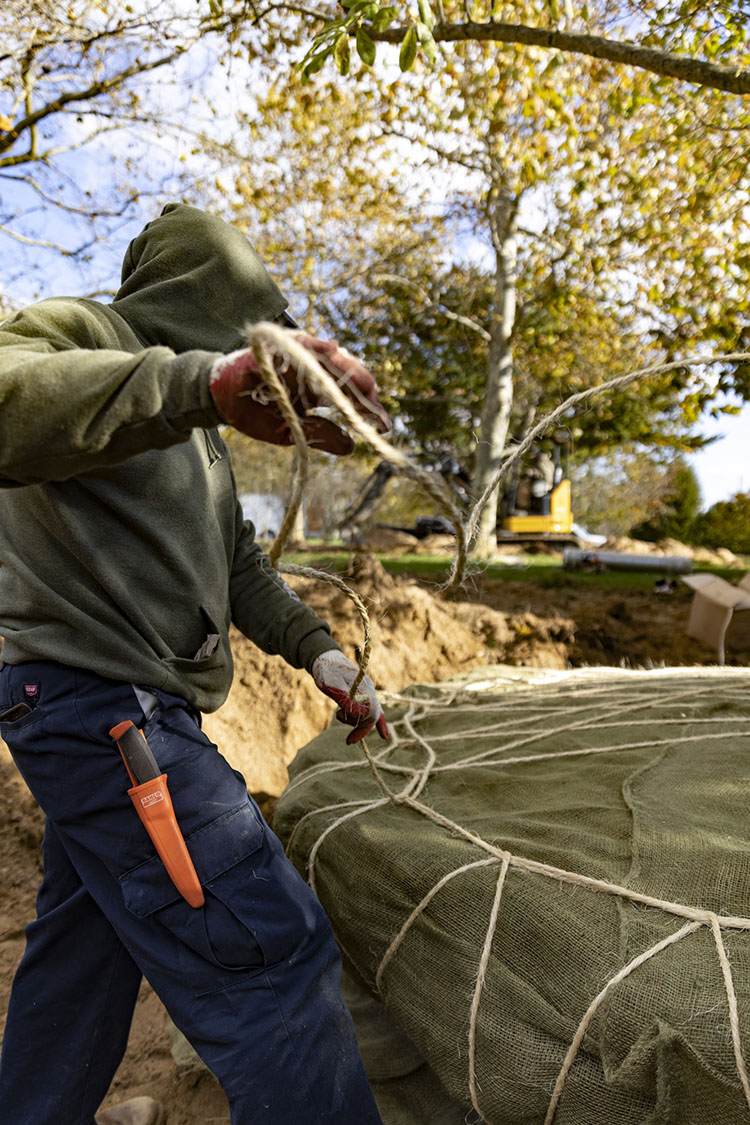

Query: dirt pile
[360,527,418,551]
[603,535,744,568]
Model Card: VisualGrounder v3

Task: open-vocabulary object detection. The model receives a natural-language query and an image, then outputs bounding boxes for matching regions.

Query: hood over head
[110,203,289,354]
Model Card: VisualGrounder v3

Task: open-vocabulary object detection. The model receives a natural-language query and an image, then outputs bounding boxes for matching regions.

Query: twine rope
[288,674,750,1122]
[280,560,373,696]
[468,856,511,1118]
[543,921,703,1124]
[246,322,467,582]
[243,335,310,570]
[283,682,742,802]
[711,914,750,1108]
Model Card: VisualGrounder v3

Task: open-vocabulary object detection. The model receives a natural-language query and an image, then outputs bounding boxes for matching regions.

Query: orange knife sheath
[110,721,204,909]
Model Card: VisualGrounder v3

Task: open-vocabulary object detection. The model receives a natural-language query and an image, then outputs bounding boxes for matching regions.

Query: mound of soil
[202,554,510,793]
[603,535,744,568]
[0,556,742,1122]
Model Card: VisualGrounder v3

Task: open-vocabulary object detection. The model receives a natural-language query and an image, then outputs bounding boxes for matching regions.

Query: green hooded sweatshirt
[0,203,339,712]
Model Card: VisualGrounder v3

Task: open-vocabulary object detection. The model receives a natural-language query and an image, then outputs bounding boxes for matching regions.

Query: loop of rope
[245,335,310,570]
[245,325,750,591]
[246,321,457,698]
[280,561,372,696]
[246,322,468,580]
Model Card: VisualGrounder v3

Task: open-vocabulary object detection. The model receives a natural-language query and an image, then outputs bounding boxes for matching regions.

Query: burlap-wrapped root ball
[275,667,750,1125]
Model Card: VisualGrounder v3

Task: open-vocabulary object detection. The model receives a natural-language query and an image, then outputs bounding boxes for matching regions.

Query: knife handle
[110,720,160,786]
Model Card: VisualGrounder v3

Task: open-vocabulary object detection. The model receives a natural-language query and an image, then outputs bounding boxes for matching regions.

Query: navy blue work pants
[0,661,381,1125]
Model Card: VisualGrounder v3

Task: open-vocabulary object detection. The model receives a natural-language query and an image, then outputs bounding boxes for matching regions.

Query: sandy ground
[0,556,745,1122]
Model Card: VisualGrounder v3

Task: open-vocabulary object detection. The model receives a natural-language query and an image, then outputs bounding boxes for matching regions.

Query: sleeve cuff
[168,351,224,431]
[298,630,342,674]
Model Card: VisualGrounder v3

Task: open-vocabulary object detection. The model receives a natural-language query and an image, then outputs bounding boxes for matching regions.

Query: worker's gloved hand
[209,331,390,455]
[293,334,391,435]
[311,650,389,744]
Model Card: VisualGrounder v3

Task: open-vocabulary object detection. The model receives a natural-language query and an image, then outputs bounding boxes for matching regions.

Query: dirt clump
[360,527,417,551]
[455,569,741,669]
[411,533,456,554]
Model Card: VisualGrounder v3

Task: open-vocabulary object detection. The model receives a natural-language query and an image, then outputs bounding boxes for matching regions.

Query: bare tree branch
[0,223,97,255]
[0,14,192,63]
[379,125,487,172]
[0,45,191,159]
[367,20,750,95]
[242,1,333,23]
[0,172,137,218]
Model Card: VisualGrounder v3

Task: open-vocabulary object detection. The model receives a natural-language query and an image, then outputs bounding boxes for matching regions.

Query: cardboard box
[682,572,750,664]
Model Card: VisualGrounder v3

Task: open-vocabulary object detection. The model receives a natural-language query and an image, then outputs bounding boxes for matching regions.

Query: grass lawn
[283,549,748,592]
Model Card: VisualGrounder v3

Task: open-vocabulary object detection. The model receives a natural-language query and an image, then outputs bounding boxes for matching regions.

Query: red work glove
[209,331,390,454]
[311,650,389,745]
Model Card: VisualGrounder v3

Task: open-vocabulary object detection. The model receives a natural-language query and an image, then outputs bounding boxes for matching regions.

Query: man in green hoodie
[0,203,389,1125]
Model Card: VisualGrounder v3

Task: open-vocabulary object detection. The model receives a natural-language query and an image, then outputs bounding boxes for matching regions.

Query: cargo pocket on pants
[120,799,330,979]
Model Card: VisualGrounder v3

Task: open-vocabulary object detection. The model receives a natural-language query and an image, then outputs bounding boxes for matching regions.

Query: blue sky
[689,408,749,510]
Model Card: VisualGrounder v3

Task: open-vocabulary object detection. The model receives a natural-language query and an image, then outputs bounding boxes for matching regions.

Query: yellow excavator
[501,478,574,537]
[498,438,579,545]
[341,440,578,547]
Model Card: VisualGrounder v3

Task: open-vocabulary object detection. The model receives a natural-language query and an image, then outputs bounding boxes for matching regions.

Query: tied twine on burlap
[282,672,750,1123]
[240,324,750,1122]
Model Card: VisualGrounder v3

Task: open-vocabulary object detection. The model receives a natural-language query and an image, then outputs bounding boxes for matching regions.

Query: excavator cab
[499,436,575,542]
[501,477,573,535]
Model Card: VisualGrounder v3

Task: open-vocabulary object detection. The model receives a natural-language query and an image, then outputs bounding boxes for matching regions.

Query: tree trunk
[287,451,307,543]
[290,502,306,543]
[472,188,518,557]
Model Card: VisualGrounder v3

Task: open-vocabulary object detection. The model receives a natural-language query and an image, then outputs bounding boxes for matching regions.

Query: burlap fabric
[274,667,750,1124]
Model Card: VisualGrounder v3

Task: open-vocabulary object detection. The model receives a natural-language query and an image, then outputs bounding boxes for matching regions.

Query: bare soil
[0,556,744,1123]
